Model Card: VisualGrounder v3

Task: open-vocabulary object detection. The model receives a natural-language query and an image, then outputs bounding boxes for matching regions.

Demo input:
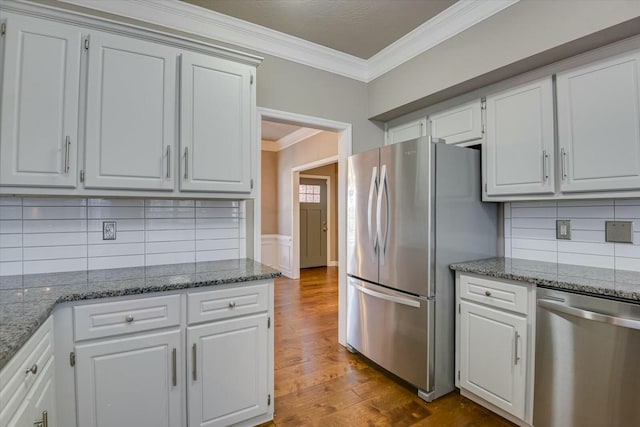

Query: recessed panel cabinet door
[84,32,176,190]
[557,51,640,193]
[0,13,81,188]
[386,118,427,146]
[430,99,484,146]
[180,52,252,192]
[188,314,268,427]
[460,301,527,419]
[485,78,555,196]
[75,329,183,427]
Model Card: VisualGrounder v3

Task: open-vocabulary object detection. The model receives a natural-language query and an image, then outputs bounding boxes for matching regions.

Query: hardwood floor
[263,267,515,427]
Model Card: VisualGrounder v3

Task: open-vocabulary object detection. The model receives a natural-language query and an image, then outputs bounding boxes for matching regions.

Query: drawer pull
[484,291,492,297]
[34,410,48,427]
[125,314,134,323]
[25,364,38,375]
[228,301,236,308]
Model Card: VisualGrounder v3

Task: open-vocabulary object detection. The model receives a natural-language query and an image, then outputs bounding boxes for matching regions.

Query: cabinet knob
[484,291,492,297]
[228,301,236,308]
[125,314,134,323]
[25,363,38,375]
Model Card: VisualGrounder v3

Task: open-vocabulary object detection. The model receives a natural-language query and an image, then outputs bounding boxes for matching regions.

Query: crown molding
[55,0,518,83]
[261,140,279,152]
[262,128,324,152]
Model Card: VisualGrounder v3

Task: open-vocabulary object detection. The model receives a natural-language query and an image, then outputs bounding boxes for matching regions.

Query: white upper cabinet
[180,52,253,193]
[84,31,177,191]
[557,51,640,193]
[430,99,484,146]
[485,77,555,196]
[0,13,81,188]
[385,117,427,145]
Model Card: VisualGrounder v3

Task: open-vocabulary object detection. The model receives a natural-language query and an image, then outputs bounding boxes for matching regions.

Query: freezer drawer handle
[538,299,640,331]
[367,166,379,253]
[351,282,421,308]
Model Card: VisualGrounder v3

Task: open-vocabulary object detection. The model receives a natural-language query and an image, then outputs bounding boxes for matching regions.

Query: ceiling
[180,0,458,59]
[261,121,304,141]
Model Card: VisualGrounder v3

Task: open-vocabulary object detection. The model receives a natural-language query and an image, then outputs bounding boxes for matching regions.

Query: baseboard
[328,261,339,267]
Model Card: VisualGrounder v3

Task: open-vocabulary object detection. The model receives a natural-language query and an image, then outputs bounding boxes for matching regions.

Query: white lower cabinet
[187,314,269,427]
[456,273,535,426]
[6,357,56,427]
[75,329,183,427]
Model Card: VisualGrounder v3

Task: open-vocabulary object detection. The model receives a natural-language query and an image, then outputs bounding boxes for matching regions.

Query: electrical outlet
[606,221,633,243]
[556,220,571,240]
[103,221,117,240]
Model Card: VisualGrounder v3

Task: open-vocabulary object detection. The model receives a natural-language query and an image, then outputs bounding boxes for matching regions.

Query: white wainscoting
[260,234,294,278]
[504,199,640,271]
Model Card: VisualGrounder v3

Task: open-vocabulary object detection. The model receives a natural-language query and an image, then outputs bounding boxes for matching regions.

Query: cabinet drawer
[0,317,53,425]
[188,282,269,324]
[74,294,181,341]
[459,274,529,315]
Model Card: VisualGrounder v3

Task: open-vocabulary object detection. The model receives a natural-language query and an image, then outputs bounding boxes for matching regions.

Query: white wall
[504,200,640,271]
[0,197,245,276]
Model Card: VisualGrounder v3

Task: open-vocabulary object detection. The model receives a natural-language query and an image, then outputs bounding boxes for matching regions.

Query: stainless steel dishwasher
[534,288,640,427]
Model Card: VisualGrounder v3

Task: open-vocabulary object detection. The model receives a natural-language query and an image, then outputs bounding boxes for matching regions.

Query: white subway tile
[239,238,246,258]
[195,200,239,208]
[23,206,86,220]
[196,249,240,263]
[88,198,144,207]
[196,228,239,240]
[558,252,614,269]
[558,241,614,256]
[195,218,240,229]
[24,245,87,261]
[87,219,144,232]
[570,219,606,231]
[88,255,145,270]
[0,261,22,276]
[614,205,640,219]
[557,199,613,207]
[511,201,557,208]
[614,199,640,206]
[22,197,87,206]
[146,252,195,266]
[24,258,87,274]
[88,243,144,257]
[23,219,87,233]
[146,241,194,254]
[511,207,557,218]
[195,207,240,219]
[504,240,512,257]
[145,207,195,219]
[145,229,195,242]
[557,206,613,219]
[0,206,22,220]
[0,247,22,262]
[613,243,640,258]
[238,219,246,238]
[512,238,557,252]
[570,230,606,243]
[88,231,144,245]
[145,200,194,207]
[0,234,22,248]
[145,218,195,230]
[88,206,144,219]
[0,197,21,206]
[511,248,557,263]
[615,257,640,272]
[511,218,556,230]
[23,232,87,247]
[511,228,556,240]
[196,239,239,251]
[0,220,22,234]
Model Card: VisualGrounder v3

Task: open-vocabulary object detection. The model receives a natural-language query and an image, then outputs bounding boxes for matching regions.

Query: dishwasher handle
[538,298,640,331]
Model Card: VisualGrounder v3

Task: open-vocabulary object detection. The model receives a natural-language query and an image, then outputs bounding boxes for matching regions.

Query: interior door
[299,178,327,268]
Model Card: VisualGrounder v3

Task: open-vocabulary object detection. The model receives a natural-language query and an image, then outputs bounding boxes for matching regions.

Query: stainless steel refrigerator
[346,136,497,401]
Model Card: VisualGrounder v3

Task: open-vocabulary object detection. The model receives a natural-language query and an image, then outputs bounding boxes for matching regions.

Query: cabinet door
[7,356,56,427]
[430,100,483,146]
[385,117,427,146]
[75,329,182,427]
[460,301,527,419]
[557,51,640,193]
[188,314,268,427]
[84,31,176,190]
[485,78,555,196]
[0,13,81,188]
[180,52,253,193]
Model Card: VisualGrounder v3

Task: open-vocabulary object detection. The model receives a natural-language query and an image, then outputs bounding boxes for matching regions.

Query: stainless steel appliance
[346,136,497,401]
[535,288,640,426]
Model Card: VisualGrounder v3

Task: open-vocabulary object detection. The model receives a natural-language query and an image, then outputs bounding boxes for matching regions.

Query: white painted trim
[256,107,351,346]
[300,173,333,268]
[328,261,339,267]
[276,235,294,278]
[55,0,519,82]
[278,128,323,151]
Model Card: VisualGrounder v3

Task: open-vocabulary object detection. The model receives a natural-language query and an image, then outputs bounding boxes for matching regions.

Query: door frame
[255,107,352,346]
[298,171,334,270]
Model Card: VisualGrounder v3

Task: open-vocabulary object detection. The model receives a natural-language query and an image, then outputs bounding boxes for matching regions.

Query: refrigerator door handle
[377,164,389,256]
[367,166,379,253]
[350,281,421,308]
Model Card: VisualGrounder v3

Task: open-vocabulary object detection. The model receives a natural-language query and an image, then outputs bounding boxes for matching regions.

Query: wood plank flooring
[264,266,515,427]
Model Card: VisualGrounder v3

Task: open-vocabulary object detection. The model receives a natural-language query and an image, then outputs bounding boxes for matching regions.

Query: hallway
[267,267,514,426]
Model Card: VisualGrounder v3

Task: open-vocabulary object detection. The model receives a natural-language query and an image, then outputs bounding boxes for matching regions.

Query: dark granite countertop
[0,259,280,371]
[450,257,640,303]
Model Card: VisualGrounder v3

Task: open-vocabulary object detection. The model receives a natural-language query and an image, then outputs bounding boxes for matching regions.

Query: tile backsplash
[504,199,640,271]
[0,197,246,276]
